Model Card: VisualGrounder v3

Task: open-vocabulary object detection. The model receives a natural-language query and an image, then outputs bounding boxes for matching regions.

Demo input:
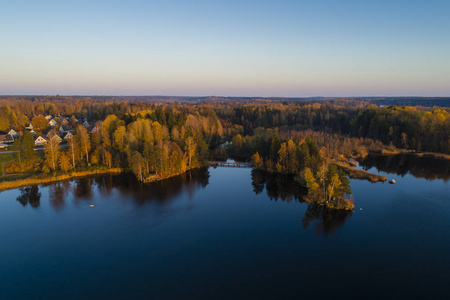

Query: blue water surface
[0,161,449,299]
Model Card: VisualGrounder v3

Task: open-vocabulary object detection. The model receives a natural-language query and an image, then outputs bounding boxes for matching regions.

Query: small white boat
[389,179,396,184]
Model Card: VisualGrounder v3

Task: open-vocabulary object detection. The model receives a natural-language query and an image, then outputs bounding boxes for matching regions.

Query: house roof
[61,125,74,132]
[33,135,45,141]
[4,134,15,142]
[63,132,73,139]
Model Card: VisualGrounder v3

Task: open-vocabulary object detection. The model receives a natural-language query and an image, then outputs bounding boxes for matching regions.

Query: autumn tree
[251,152,263,169]
[45,130,61,171]
[130,151,145,181]
[67,135,77,169]
[31,115,49,131]
[185,136,196,166]
[113,126,126,153]
[59,152,72,172]
[303,167,319,199]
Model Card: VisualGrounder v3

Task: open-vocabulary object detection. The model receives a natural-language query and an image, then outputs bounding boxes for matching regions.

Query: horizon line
[1,95,450,99]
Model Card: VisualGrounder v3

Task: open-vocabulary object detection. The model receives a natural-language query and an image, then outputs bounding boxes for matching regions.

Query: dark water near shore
[0,156,449,299]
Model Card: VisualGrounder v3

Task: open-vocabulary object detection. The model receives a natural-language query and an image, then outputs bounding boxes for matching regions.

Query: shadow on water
[359,154,450,181]
[251,169,352,235]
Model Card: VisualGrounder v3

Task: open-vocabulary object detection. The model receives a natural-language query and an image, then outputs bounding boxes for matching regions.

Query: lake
[0,156,449,299]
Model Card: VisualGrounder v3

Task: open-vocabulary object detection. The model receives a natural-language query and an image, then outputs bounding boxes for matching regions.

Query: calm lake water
[0,156,449,299]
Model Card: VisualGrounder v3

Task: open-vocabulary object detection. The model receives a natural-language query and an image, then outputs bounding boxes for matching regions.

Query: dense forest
[1,97,449,210]
[214,103,449,154]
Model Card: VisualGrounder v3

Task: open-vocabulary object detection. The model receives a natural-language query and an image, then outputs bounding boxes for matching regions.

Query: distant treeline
[214,103,450,154]
[1,95,450,107]
[1,98,448,154]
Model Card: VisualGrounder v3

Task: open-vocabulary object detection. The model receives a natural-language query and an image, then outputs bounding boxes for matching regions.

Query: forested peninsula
[1,97,449,210]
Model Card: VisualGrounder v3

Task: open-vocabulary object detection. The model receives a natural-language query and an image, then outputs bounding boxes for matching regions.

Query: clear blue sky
[1,0,449,96]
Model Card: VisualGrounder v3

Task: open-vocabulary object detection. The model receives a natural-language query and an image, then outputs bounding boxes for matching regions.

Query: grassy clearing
[0,152,15,164]
[0,173,35,182]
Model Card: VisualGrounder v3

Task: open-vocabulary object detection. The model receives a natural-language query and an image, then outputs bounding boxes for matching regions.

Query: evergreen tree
[12,138,22,167]
[22,130,35,162]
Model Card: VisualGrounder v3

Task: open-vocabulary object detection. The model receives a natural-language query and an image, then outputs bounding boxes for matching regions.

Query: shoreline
[0,165,207,192]
[368,149,450,160]
[333,162,387,183]
[143,165,204,183]
[0,168,123,192]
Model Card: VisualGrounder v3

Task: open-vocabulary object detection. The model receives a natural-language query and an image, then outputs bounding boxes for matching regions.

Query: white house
[49,119,58,127]
[45,131,63,143]
[45,115,52,120]
[59,118,69,126]
[7,129,19,138]
[25,123,33,130]
[2,134,14,143]
[34,135,47,146]
[62,132,73,141]
[59,125,74,134]
[50,134,62,144]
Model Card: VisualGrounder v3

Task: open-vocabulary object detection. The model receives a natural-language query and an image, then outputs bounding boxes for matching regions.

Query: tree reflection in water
[48,181,71,211]
[16,167,350,234]
[109,167,210,205]
[74,177,94,201]
[360,154,450,181]
[302,204,352,235]
[16,186,41,208]
[29,167,211,210]
[251,169,352,235]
